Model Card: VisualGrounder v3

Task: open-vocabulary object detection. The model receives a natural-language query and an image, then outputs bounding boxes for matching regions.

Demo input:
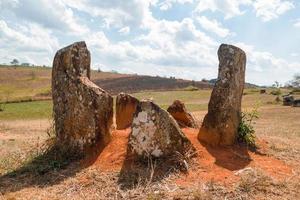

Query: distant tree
[97,68,102,73]
[191,80,195,86]
[272,81,280,88]
[21,63,30,66]
[291,74,300,88]
[10,59,19,65]
[111,70,119,74]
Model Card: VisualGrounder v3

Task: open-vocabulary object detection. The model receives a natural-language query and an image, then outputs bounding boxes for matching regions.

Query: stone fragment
[128,100,194,158]
[167,100,198,128]
[198,44,246,146]
[52,41,113,150]
[116,93,139,130]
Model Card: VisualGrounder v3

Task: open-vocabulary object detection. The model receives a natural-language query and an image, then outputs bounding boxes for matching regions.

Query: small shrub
[291,88,300,94]
[270,89,281,96]
[0,102,5,112]
[238,107,259,148]
[183,85,199,91]
[29,71,37,80]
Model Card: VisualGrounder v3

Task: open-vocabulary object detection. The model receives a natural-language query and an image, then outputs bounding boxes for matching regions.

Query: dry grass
[1,88,300,199]
[0,65,131,102]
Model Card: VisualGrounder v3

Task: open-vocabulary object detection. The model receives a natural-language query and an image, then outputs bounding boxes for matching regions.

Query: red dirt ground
[85,128,293,187]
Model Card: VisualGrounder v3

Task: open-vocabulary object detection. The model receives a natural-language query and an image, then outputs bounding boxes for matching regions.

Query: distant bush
[0,102,5,112]
[183,85,199,91]
[291,88,300,94]
[270,89,281,96]
[110,70,119,74]
[249,89,260,93]
[238,107,259,148]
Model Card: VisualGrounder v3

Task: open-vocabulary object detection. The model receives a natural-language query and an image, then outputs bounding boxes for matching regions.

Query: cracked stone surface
[198,44,246,146]
[52,41,113,150]
[128,100,194,158]
[116,93,139,130]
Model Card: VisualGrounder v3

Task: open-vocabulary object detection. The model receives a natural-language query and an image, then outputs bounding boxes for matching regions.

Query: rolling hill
[0,65,211,102]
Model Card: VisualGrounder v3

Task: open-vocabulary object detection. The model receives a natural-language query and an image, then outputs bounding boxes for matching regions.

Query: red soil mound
[84,128,292,186]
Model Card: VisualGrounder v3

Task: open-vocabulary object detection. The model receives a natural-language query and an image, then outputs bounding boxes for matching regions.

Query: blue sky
[0,0,299,85]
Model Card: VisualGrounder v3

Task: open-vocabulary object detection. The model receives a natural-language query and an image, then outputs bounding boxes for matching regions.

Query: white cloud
[294,19,300,27]
[158,0,193,11]
[0,20,59,65]
[0,0,298,85]
[118,26,130,35]
[194,0,294,22]
[194,0,252,19]
[84,17,219,80]
[235,42,300,85]
[196,16,232,37]
[0,0,88,34]
[253,0,294,21]
[63,0,156,29]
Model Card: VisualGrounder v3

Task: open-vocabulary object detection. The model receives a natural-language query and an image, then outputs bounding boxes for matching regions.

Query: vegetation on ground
[0,100,52,120]
[238,106,259,148]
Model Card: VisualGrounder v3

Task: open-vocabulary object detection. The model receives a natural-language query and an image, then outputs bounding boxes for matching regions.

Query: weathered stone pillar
[198,44,246,146]
[116,93,139,130]
[52,41,113,150]
[128,100,194,158]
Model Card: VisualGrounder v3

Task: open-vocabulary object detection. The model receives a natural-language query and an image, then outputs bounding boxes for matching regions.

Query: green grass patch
[0,100,52,120]
[132,90,211,105]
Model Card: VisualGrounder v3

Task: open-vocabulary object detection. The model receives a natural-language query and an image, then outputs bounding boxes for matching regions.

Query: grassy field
[0,90,299,199]
[0,100,52,120]
[0,88,294,120]
[1,66,300,199]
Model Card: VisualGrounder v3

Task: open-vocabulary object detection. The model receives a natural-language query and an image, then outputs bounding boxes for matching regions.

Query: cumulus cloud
[0,20,59,65]
[158,0,193,11]
[235,42,300,85]
[0,0,298,85]
[0,0,88,35]
[196,16,232,37]
[63,0,156,29]
[193,0,294,22]
[253,0,295,22]
[118,26,130,35]
[194,0,252,19]
[83,17,219,80]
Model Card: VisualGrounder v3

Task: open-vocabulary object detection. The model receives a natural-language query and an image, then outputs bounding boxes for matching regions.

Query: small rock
[128,100,194,158]
[167,100,198,128]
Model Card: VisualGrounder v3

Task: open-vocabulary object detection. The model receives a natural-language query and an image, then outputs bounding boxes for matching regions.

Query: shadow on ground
[201,142,252,171]
[0,140,106,195]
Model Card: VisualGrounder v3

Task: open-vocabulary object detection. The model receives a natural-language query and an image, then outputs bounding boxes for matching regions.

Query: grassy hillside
[0,65,210,102]
[0,65,132,102]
